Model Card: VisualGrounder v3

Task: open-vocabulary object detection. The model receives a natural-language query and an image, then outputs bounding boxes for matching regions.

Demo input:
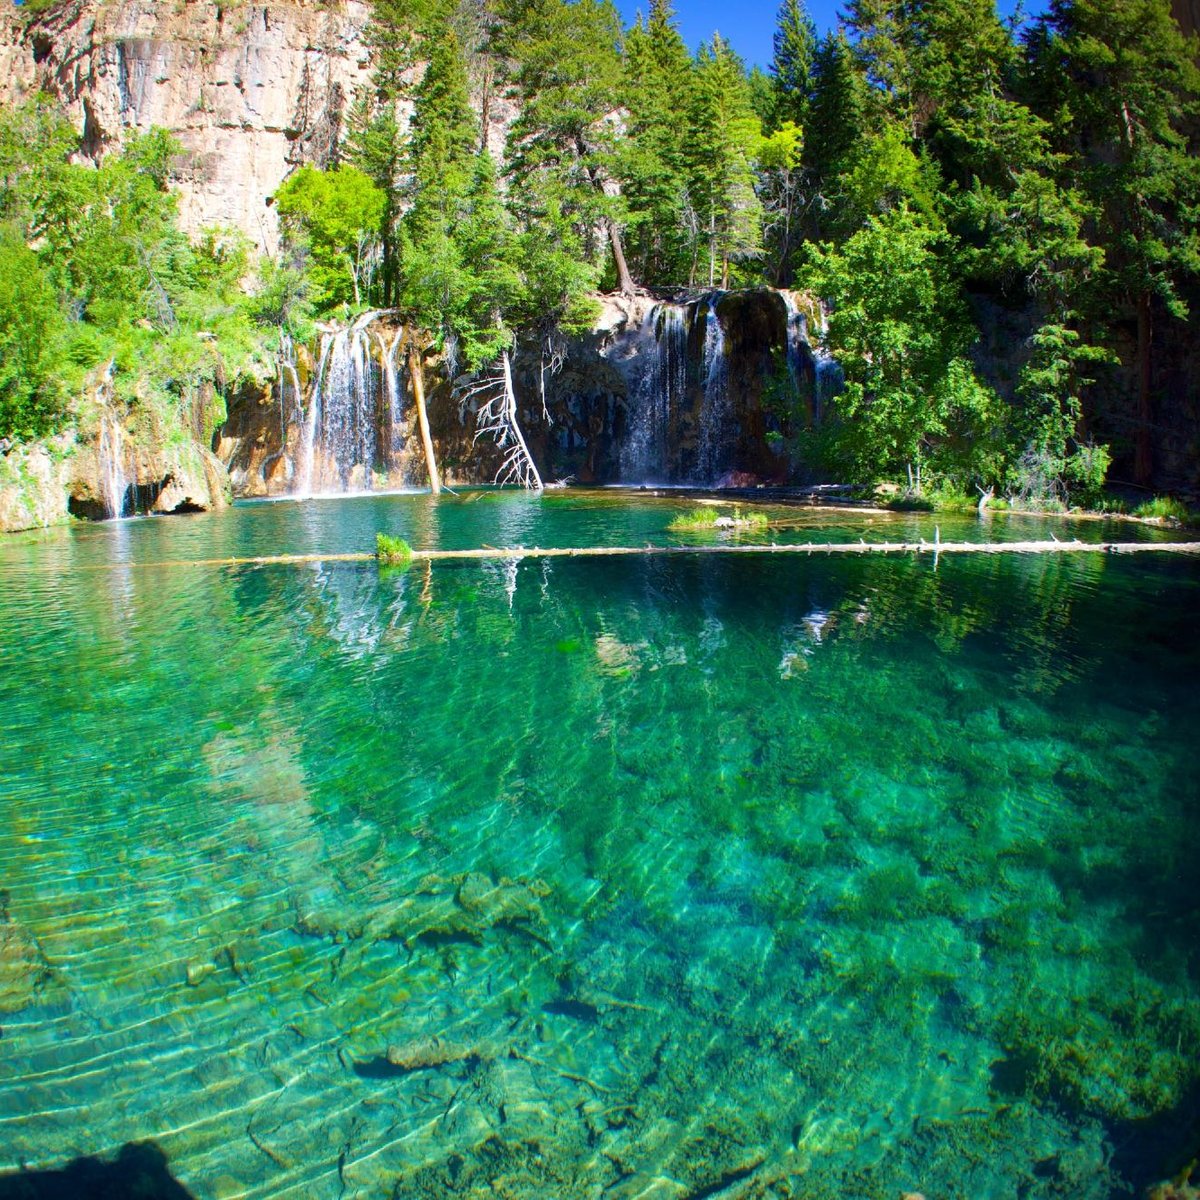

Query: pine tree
[802,32,869,240]
[685,35,764,287]
[841,0,914,130]
[504,0,637,295]
[771,0,818,129]
[1030,0,1200,483]
[398,30,487,493]
[617,0,694,283]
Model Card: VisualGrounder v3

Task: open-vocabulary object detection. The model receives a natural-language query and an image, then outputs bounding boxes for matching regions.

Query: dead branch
[463,350,543,491]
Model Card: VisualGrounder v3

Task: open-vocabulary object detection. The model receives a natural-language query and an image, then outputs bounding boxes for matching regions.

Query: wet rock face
[518,290,810,487]
[215,290,816,496]
[69,435,231,518]
[0,436,75,533]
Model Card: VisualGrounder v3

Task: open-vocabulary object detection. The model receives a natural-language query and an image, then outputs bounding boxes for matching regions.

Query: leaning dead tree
[463,351,543,491]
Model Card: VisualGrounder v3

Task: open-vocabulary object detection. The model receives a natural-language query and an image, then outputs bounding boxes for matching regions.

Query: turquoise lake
[0,490,1197,1199]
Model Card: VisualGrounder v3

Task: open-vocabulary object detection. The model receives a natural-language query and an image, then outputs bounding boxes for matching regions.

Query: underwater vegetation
[0,495,1196,1198]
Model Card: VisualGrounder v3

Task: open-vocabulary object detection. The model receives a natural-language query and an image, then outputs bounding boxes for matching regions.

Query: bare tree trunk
[1135,289,1153,486]
[408,341,441,495]
[478,59,493,156]
[572,135,638,296]
[605,217,636,297]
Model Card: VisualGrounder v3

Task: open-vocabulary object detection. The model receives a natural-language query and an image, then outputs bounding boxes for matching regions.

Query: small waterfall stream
[696,295,731,485]
[781,291,809,399]
[812,306,843,426]
[98,411,128,520]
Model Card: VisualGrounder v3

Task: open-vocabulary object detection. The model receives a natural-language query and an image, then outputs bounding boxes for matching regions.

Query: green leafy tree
[0,226,63,439]
[803,205,999,485]
[758,120,803,284]
[274,164,386,308]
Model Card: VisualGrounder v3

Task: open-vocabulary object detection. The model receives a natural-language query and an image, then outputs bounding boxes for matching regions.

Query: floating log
[41,538,1200,572]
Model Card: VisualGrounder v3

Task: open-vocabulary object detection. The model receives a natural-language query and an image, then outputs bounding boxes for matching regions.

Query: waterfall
[295,310,390,497]
[296,334,332,499]
[98,410,127,520]
[696,295,731,485]
[620,302,687,483]
[781,291,809,399]
[812,306,843,426]
[377,327,406,477]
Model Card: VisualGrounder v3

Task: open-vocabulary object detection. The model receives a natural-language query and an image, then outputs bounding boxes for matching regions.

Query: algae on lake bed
[0,491,1196,1198]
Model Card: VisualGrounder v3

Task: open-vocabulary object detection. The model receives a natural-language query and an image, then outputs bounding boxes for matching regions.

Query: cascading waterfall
[98,410,128,520]
[376,327,406,478]
[781,291,810,400]
[620,302,687,483]
[695,295,731,485]
[812,306,843,425]
[296,310,389,497]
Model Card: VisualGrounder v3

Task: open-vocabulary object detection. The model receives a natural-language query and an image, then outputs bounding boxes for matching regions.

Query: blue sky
[612,0,1047,69]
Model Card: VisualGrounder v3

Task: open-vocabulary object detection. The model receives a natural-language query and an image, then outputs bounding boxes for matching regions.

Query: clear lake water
[0,490,1197,1199]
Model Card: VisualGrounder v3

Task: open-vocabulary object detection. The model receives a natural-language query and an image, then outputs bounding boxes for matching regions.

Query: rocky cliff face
[0,0,376,254]
[215,290,814,497]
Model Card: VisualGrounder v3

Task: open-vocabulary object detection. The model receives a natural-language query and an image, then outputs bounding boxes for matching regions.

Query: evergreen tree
[343,96,403,304]
[770,0,818,129]
[1030,0,1200,483]
[504,0,637,295]
[841,0,914,130]
[802,32,869,240]
[685,35,764,286]
[617,0,694,284]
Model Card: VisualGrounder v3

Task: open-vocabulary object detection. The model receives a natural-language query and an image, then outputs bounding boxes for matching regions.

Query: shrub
[376,533,412,565]
[1135,496,1193,524]
[668,506,769,532]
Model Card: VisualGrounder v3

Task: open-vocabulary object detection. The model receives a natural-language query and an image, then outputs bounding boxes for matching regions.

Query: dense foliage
[0,101,271,446]
[2,0,1197,500]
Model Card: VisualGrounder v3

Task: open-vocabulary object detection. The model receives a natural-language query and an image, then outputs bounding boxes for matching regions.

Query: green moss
[375,533,413,565]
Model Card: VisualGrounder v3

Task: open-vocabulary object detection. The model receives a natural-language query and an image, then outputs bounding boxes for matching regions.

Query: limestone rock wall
[0,0,377,255]
[0,436,75,533]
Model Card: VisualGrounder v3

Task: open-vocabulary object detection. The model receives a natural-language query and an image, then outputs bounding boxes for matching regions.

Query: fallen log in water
[44,538,1200,571]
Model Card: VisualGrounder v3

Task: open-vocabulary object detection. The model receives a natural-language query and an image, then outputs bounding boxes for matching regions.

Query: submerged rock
[385,1035,493,1071]
[295,872,552,949]
[0,891,55,1013]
